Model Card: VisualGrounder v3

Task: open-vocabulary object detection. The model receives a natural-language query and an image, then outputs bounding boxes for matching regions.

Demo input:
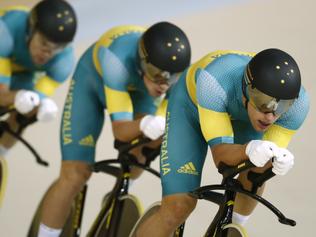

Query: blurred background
[0,0,315,236]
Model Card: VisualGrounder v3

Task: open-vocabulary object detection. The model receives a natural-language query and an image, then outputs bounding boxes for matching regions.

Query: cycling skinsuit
[60,25,168,163]
[161,50,310,196]
[0,6,75,98]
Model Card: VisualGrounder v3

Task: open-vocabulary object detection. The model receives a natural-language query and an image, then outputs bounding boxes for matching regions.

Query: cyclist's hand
[246,140,278,167]
[37,98,58,122]
[14,89,40,114]
[272,148,294,175]
[140,115,166,140]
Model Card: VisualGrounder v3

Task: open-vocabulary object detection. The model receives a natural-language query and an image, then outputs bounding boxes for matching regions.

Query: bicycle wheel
[129,201,160,237]
[129,202,181,237]
[27,187,86,237]
[0,156,8,207]
[88,192,142,237]
[221,223,249,237]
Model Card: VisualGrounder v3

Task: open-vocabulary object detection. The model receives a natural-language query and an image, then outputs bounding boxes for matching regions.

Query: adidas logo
[79,135,95,147]
[177,162,199,175]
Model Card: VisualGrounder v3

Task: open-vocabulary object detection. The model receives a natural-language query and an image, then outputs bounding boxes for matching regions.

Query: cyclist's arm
[195,68,248,166]
[97,46,142,141]
[34,47,75,99]
[0,85,17,107]
[112,119,143,141]
[0,18,16,106]
[211,143,248,167]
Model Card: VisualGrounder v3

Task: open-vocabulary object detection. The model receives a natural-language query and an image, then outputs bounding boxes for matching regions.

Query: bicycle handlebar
[191,184,296,226]
[93,137,160,177]
[114,137,152,154]
[0,108,49,167]
[93,159,160,178]
[192,159,296,226]
[218,160,276,192]
[218,160,255,178]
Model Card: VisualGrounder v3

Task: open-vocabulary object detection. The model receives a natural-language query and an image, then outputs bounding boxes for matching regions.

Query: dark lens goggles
[138,40,178,85]
[244,72,295,115]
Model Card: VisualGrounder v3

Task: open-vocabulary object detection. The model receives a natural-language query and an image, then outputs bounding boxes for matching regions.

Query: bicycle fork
[68,185,88,237]
[204,191,236,237]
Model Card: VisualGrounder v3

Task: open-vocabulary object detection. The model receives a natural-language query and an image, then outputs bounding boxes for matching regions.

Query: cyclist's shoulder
[44,47,76,81]
[1,5,29,16]
[0,6,29,27]
[276,87,310,130]
[96,25,145,47]
[0,7,29,47]
[93,25,143,78]
[50,45,76,65]
[193,50,254,69]
[190,50,252,89]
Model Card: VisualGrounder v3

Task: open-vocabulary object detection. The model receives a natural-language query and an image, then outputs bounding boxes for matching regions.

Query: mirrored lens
[248,86,294,115]
[140,58,178,85]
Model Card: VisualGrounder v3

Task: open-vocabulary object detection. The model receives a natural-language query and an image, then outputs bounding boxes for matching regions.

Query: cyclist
[0,0,77,154]
[135,49,310,236]
[36,22,191,237]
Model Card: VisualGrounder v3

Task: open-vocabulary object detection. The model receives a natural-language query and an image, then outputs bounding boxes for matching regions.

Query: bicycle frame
[0,109,48,207]
[63,137,160,237]
[176,160,296,237]
[196,160,296,237]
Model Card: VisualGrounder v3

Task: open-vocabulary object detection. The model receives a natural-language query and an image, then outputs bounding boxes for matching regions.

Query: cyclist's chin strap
[241,78,249,111]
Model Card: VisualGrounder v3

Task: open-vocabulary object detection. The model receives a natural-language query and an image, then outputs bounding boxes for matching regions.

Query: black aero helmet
[243,48,301,115]
[247,48,301,100]
[140,21,191,74]
[29,0,77,43]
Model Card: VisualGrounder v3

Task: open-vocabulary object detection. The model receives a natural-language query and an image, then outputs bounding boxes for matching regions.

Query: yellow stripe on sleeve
[2,6,29,12]
[0,58,11,77]
[198,105,233,142]
[11,63,27,73]
[105,86,133,114]
[155,99,168,117]
[0,6,29,16]
[35,76,61,96]
[263,124,295,148]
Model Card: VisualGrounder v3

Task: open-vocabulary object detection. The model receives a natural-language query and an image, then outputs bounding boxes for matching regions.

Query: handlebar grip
[218,160,255,178]
[279,218,296,226]
[114,137,152,154]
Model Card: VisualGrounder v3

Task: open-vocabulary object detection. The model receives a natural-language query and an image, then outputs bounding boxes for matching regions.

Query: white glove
[245,140,278,167]
[272,148,294,175]
[37,98,58,122]
[140,115,166,140]
[14,90,40,114]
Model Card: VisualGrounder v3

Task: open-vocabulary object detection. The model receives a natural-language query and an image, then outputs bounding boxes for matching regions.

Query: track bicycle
[28,137,161,237]
[130,160,296,237]
[0,107,48,207]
